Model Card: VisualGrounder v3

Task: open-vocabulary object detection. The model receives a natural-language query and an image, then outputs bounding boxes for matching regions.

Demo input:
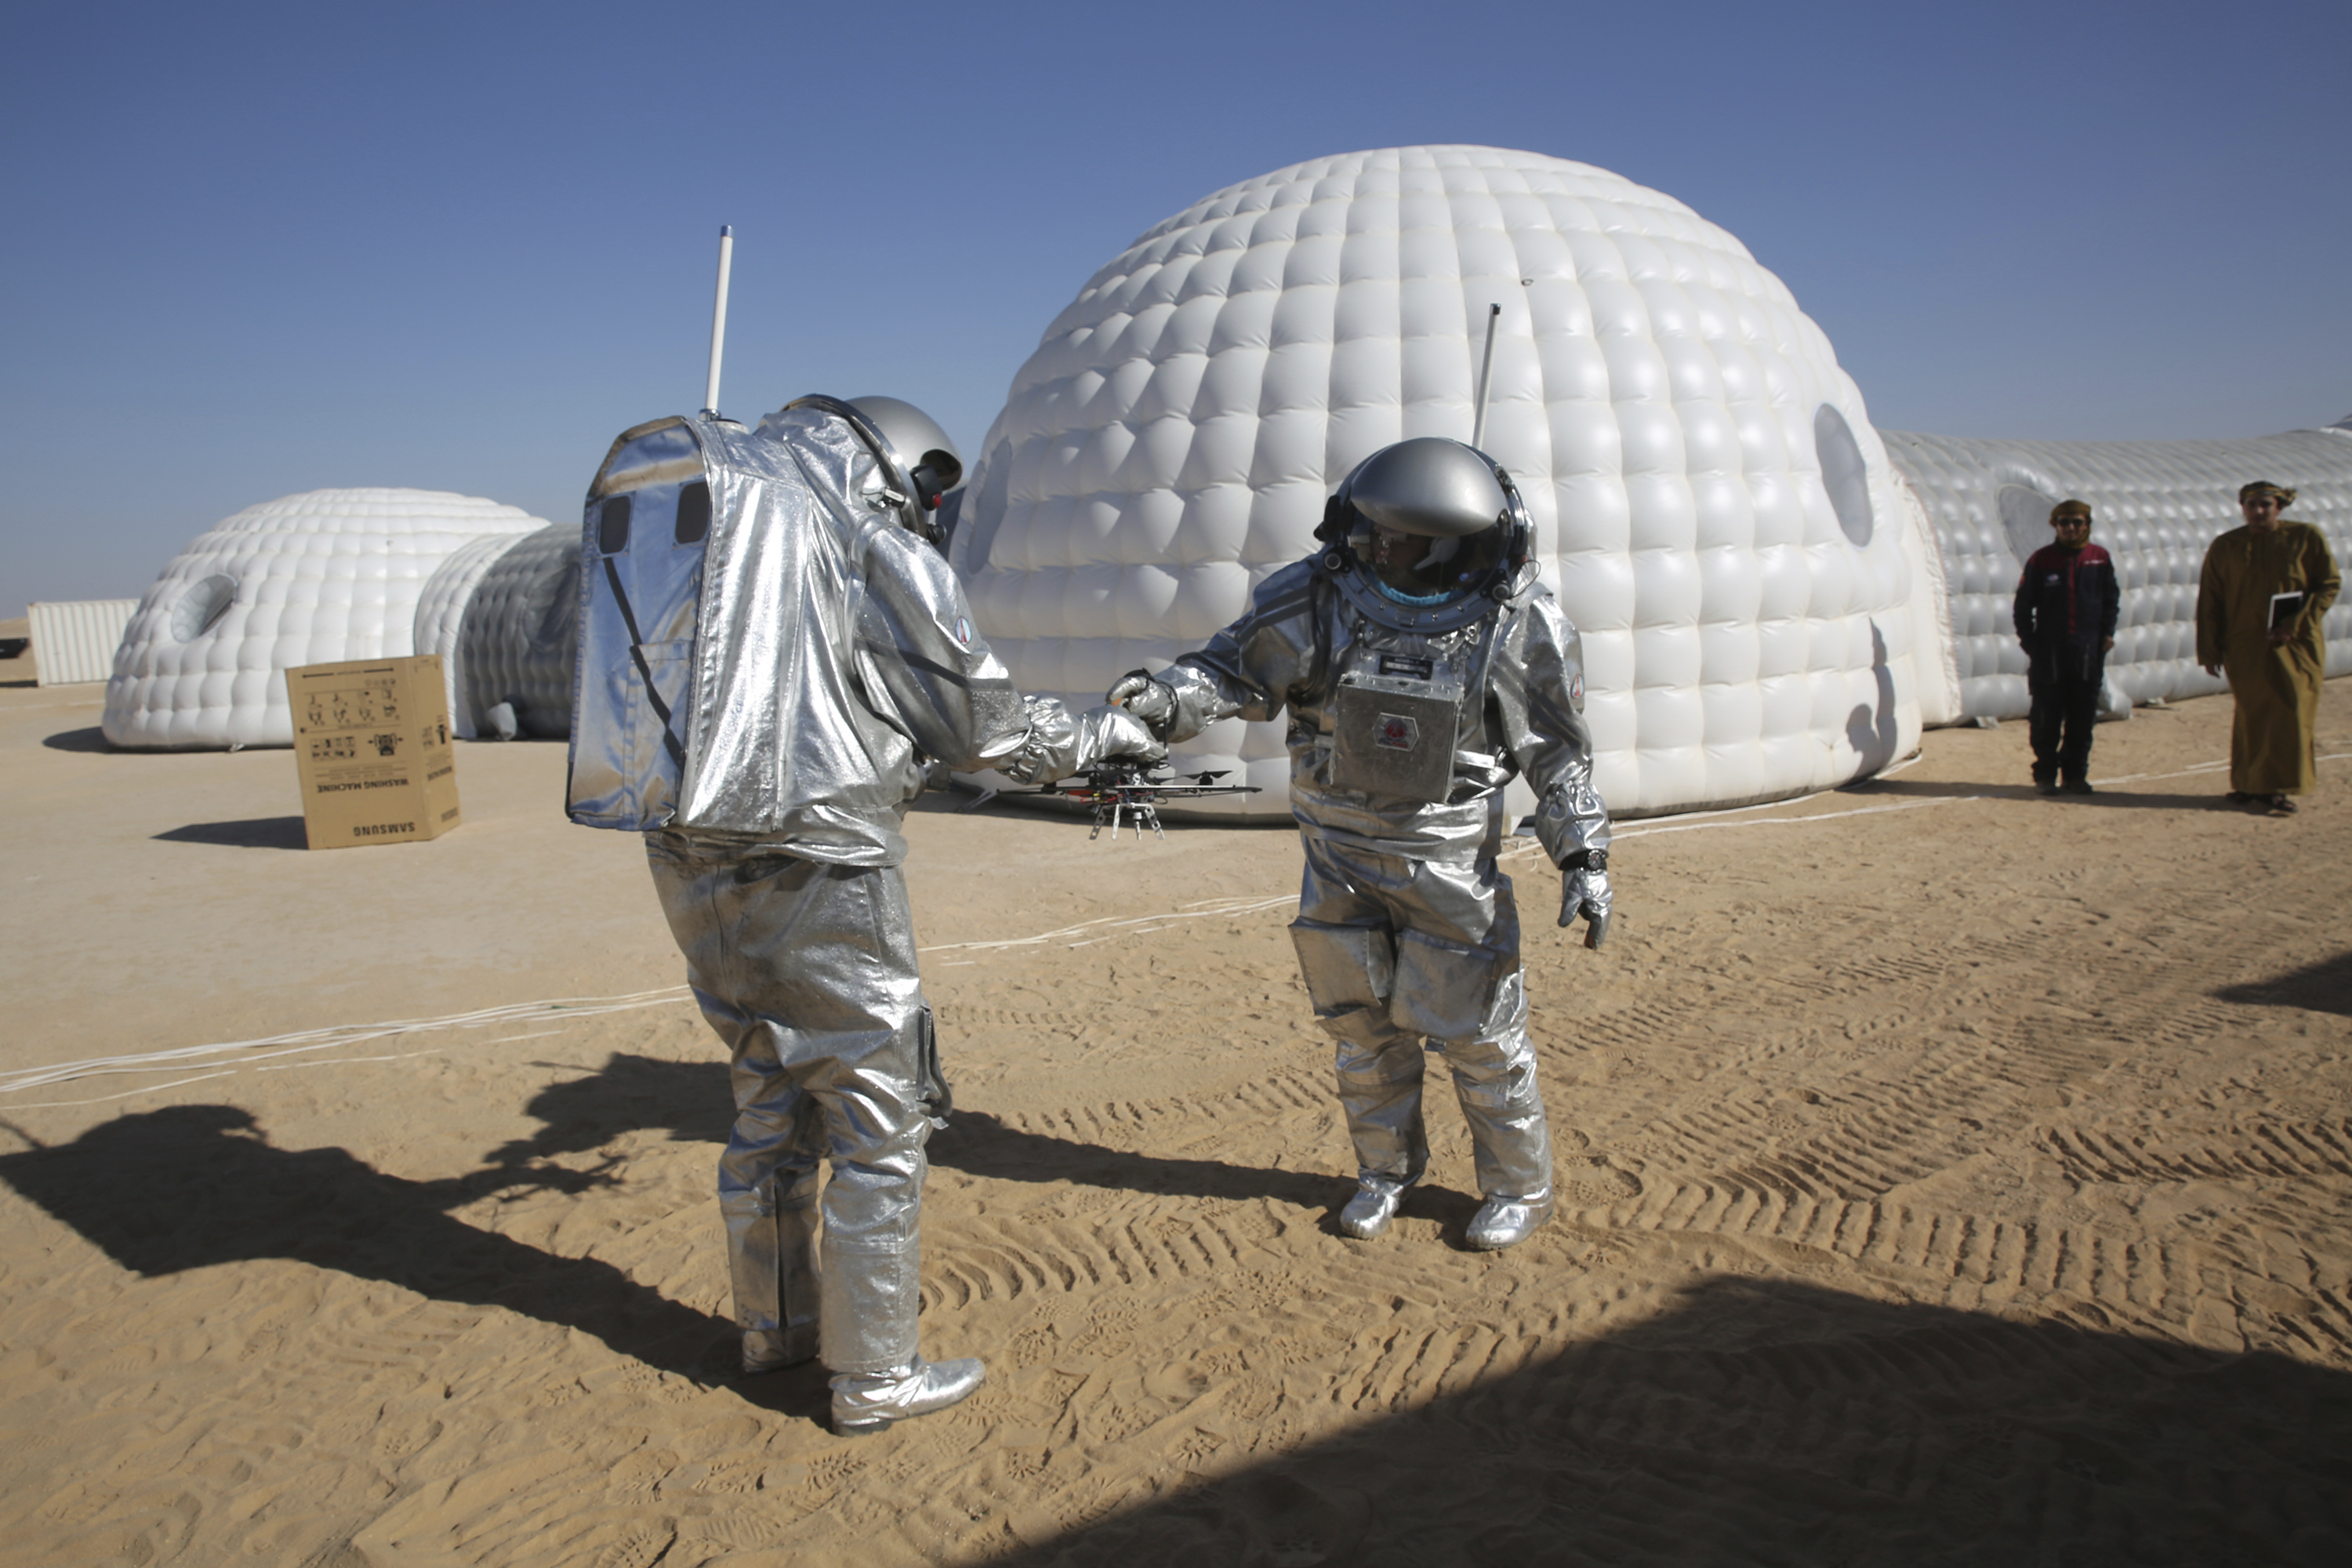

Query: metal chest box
[1330,670,1461,804]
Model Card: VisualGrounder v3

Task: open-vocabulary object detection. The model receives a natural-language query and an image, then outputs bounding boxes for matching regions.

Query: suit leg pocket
[1290,920,1395,1021]
[1392,927,1503,1042]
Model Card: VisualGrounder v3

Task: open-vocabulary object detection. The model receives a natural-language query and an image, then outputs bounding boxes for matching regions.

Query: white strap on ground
[0,989,692,1103]
[10,751,2338,1102]
[920,893,1297,956]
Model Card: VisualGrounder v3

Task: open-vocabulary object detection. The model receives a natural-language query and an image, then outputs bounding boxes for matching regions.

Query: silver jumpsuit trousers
[645,836,931,1376]
[1288,833,1552,1201]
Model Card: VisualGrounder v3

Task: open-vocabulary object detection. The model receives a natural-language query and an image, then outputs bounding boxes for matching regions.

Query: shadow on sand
[0,1104,748,1388]
[475,1067,2352,1559]
[2216,950,2352,1019]
[496,1052,1347,1214]
[0,1052,1353,1426]
[6,1058,2352,1555]
[41,725,113,753]
[153,815,310,849]
[986,1274,2352,1566]
[1842,776,2222,811]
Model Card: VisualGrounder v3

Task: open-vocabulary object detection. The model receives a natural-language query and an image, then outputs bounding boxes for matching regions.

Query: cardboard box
[286,655,462,850]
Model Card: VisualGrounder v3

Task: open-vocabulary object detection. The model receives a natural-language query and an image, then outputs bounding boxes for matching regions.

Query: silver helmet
[780,394,966,545]
[1319,437,1531,631]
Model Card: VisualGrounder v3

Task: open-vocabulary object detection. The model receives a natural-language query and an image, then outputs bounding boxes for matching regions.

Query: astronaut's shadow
[0,1054,1341,1416]
[0,1104,761,1394]
[495,1052,1345,1212]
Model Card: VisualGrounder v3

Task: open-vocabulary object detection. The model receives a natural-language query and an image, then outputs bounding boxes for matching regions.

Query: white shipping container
[29,599,138,686]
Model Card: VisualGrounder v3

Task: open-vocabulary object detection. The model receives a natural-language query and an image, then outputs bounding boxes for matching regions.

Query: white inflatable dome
[103,488,552,750]
[951,145,1951,818]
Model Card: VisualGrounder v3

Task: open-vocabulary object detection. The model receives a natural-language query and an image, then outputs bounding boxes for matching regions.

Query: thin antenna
[1470,303,1501,450]
[702,225,735,418]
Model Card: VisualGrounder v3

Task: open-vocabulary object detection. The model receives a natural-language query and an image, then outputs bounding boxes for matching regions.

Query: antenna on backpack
[702,225,734,419]
[1470,303,1501,452]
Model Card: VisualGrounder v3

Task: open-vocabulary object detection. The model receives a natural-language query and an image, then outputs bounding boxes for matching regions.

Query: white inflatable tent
[447,522,578,739]
[949,145,1956,818]
[1885,422,2352,720]
[103,488,553,750]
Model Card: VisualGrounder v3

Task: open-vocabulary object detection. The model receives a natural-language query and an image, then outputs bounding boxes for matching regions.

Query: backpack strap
[598,554,687,771]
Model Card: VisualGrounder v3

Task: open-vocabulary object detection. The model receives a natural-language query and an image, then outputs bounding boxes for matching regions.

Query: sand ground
[2,679,2349,1566]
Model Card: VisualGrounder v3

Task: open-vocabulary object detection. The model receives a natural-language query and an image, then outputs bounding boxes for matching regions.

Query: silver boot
[830,1356,986,1436]
[1465,1193,1552,1250]
[742,1323,816,1375]
[724,1174,820,1375]
[1338,1176,1412,1240]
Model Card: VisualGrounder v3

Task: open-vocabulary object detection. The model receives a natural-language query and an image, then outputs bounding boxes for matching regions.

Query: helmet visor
[1350,520,1505,603]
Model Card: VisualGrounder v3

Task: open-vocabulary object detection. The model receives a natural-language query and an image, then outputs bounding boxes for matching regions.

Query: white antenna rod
[1470,303,1501,451]
[702,225,734,417]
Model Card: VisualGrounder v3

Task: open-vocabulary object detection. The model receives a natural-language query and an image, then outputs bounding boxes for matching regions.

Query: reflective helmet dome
[1327,437,1525,630]
[847,396,964,510]
[775,394,965,543]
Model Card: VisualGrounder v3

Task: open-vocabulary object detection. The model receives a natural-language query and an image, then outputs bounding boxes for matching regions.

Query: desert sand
[2,674,2349,1566]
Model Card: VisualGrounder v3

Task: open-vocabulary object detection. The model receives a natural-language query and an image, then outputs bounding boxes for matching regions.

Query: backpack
[564,404,908,832]
[565,413,731,830]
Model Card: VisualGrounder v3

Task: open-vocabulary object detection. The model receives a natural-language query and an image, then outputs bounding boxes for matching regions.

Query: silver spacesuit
[569,395,1158,1433]
[1109,437,1612,1250]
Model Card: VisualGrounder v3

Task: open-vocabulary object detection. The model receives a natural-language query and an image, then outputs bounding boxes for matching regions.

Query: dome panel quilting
[951,145,1944,817]
[103,488,552,750]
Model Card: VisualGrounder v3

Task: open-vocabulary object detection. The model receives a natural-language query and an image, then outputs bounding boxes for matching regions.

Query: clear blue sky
[3,0,2344,609]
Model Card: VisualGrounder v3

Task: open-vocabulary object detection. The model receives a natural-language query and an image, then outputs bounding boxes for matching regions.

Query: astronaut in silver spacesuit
[1108,437,1611,1250]
[571,395,1160,1434]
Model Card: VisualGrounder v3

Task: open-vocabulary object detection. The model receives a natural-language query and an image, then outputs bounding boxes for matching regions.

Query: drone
[995,758,1259,841]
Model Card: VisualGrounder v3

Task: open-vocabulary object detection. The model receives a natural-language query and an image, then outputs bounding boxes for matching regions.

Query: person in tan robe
[2197,481,2340,812]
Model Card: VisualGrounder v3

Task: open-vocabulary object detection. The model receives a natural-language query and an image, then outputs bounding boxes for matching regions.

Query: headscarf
[2049,499,2092,523]
[2239,481,2297,507]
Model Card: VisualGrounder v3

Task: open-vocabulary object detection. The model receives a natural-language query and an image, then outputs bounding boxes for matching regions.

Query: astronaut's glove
[996,699,1078,786]
[1075,703,1166,768]
[1559,849,1612,950]
[1105,670,1177,740]
[1000,699,1165,785]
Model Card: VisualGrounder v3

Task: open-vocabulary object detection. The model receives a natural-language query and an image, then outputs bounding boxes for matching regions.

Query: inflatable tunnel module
[103,489,552,750]
[1885,428,2352,720]
[446,524,579,739]
[412,531,524,739]
[949,145,1944,819]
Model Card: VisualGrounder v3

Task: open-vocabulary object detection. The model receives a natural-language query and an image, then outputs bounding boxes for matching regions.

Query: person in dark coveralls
[2014,499,2120,796]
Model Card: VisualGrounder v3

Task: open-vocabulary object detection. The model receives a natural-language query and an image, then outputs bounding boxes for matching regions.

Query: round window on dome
[1813,405,1875,547]
[170,574,238,642]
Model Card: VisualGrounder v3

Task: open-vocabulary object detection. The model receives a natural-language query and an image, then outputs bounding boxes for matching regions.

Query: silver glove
[1560,862,1612,950]
[1000,699,1166,785]
[1076,703,1166,767]
[1105,670,1177,739]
